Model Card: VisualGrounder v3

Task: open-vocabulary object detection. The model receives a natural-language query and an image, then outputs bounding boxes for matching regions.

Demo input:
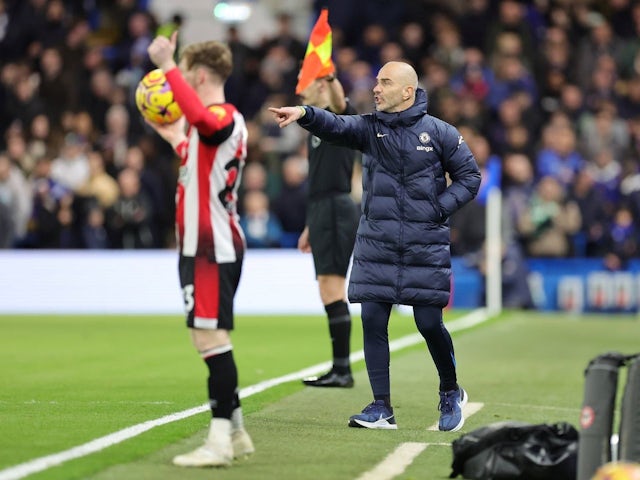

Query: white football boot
[231,407,255,459]
[172,418,233,467]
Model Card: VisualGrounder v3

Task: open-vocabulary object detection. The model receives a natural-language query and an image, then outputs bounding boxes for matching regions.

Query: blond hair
[180,41,233,80]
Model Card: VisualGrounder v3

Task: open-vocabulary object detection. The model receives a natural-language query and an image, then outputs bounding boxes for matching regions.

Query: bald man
[270,61,481,432]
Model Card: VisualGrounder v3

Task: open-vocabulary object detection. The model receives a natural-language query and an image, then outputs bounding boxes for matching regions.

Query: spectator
[398,22,426,67]
[27,113,61,163]
[5,72,45,133]
[428,17,465,74]
[457,0,491,50]
[100,104,130,170]
[618,75,640,120]
[238,161,269,216]
[239,190,283,248]
[475,240,535,310]
[22,156,69,248]
[107,167,154,249]
[76,150,119,210]
[574,13,623,91]
[484,0,536,66]
[583,55,620,113]
[261,12,305,62]
[272,154,308,247]
[487,95,525,156]
[579,101,629,162]
[82,201,109,249]
[535,123,585,187]
[602,205,638,271]
[38,46,72,125]
[517,176,582,257]
[588,149,623,210]
[81,67,116,132]
[450,48,492,103]
[50,132,90,191]
[501,151,535,245]
[6,129,36,176]
[558,83,586,124]
[570,169,610,257]
[0,151,32,246]
[486,54,537,112]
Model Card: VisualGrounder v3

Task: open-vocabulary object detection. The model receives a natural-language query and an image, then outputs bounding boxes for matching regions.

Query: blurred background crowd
[0,0,639,272]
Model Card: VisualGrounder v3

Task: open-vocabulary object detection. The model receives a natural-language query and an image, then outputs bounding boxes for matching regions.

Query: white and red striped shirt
[166,68,246,263]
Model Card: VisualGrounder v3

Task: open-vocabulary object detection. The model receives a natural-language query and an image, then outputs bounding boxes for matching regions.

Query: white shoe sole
[172,446,232,467]
[350,418,398,430]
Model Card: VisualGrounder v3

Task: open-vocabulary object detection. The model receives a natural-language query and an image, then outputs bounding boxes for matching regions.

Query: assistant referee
[296,73,360,388]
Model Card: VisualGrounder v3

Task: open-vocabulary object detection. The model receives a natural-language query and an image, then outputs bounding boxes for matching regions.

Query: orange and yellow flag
[295,9,335,94]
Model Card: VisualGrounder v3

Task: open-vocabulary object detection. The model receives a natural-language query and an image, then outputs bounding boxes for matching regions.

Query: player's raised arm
[148,31,233,137]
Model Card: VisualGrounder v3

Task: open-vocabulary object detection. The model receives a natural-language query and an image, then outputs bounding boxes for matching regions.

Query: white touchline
[356,442,427,480]
[355,442,456,480]
[0,308,490,480]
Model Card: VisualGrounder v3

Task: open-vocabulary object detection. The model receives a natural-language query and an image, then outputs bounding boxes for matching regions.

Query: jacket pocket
[425,172,444,222]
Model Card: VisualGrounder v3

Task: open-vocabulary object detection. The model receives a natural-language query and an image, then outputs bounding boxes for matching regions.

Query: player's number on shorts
[183,284,195,313]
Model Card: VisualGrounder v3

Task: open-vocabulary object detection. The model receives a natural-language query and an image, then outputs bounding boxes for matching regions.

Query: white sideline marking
[0,308,490,480]
[356,442,427,480]
[427,402,485,431]
[357,441,455,480]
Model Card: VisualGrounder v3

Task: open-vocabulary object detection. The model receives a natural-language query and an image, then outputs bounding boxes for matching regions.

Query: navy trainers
[438,387,467,432]
[348,400,397,429]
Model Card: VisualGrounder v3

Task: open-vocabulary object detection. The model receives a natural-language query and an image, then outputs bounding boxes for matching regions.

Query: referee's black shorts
[307,193,359,277]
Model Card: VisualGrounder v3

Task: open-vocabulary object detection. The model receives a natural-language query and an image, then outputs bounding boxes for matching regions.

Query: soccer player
[270,61,481,432]
[297,73,360,388]
[145,32,254,467]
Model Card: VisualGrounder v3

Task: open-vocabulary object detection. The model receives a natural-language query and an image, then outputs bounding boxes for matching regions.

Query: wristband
[298,106,306,118]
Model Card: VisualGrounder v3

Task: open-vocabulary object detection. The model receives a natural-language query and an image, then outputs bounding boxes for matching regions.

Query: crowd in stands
[1,0,639,276]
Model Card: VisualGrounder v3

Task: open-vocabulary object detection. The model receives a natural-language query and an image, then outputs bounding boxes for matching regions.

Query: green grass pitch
[0,310,638,479]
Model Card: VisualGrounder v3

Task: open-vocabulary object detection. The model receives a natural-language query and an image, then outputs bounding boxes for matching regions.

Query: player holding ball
[144,31,254,468]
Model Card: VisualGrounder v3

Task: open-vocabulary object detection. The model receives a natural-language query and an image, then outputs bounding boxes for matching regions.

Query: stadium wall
[0,251,637,314]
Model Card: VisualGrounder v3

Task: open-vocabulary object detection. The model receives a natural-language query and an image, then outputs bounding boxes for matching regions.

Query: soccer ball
[593,462,640,480]
[135,69,183,124]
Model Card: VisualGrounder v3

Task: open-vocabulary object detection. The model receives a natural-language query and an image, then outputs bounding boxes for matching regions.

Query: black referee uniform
[301,101,359,388]
[306,102,360,277]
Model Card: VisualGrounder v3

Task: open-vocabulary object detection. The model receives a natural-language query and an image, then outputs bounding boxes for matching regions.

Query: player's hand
[268,106,304,128]
[148,31,178,72]
[145,116,186,149]
[298,226,311,253]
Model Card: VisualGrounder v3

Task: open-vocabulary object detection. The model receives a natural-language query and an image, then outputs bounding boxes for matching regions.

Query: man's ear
[196,67,207,86]
[403,85,414,101]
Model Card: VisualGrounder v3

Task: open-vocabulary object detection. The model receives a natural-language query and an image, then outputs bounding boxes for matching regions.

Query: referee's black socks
[325,300,352,375]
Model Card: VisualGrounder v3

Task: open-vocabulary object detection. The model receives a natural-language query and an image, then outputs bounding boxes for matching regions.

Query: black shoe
[302,370,354,388]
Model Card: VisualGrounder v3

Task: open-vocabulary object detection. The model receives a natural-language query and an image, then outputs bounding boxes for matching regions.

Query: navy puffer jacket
[298,89,481,306]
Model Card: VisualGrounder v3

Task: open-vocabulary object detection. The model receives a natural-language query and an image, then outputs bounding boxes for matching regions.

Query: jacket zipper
[397,159,405,300]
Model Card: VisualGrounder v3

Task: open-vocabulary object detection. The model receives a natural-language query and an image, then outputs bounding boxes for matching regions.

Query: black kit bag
[449,421,578,480]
